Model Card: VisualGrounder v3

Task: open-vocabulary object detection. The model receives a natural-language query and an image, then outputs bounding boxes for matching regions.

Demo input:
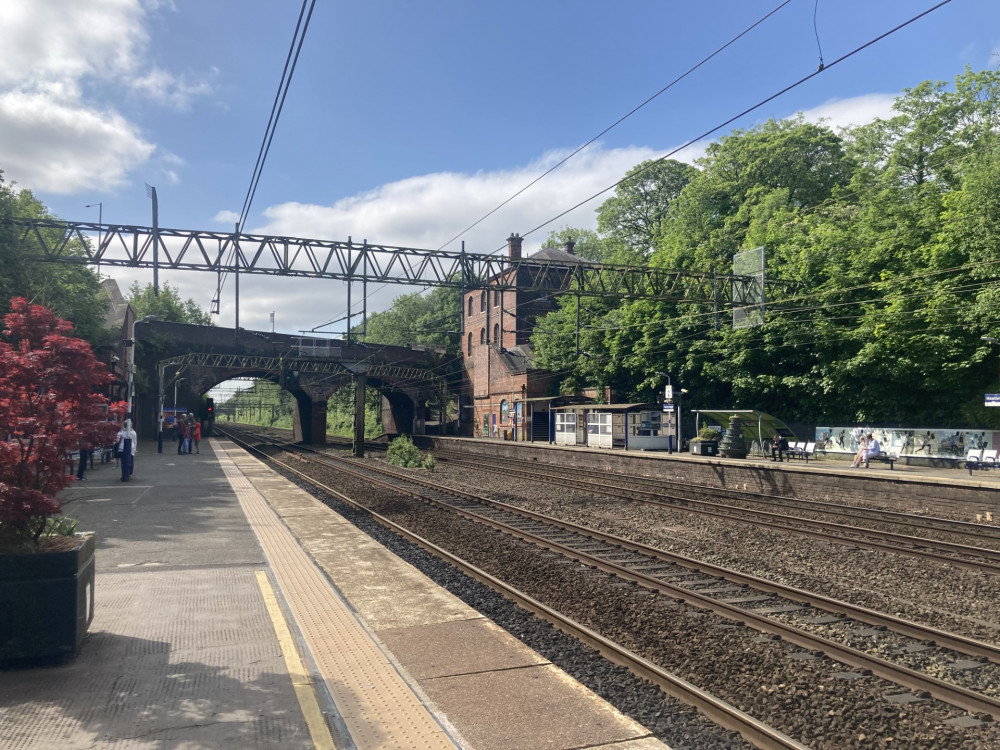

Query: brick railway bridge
[131,319,445,450]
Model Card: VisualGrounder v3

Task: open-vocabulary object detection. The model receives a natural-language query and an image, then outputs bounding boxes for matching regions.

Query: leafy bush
[0,298,118,549]
[386,435,427,469]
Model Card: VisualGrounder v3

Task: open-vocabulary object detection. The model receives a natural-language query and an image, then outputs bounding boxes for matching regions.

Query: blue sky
[1,0,997,336]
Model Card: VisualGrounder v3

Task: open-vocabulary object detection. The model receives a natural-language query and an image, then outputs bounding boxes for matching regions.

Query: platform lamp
[157,361,181,453]
[126,315,159,429]
[85,202,102,273]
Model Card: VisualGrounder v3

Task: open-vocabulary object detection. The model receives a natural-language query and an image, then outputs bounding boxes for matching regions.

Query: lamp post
[157,361,181,453]
[126,315,158,430]
[85,202,102,273]
[174,378,186,411]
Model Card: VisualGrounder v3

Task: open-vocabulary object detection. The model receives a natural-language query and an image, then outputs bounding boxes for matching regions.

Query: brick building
[462,233,595,440]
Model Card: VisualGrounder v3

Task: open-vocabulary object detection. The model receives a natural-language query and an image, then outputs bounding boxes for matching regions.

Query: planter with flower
[0,298,118,663]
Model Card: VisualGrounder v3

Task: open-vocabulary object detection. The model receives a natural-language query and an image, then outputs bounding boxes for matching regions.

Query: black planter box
[0,533,95,663]
[690,440,719,456]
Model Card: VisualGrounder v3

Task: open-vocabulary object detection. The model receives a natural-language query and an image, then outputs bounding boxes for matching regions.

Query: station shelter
[550,403,672,450]
[691,409,795,452]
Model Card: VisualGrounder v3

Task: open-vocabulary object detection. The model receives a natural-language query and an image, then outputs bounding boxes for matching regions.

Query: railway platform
[0,438,667,750]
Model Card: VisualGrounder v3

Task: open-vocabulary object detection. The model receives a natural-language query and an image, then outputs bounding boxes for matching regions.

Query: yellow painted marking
[256,569,338,750]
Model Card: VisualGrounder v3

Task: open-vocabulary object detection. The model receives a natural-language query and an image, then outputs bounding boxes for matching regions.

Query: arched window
[467,332,473,356]
[493,289,500,306]
[480,328,486,344]
[480,290,486,312]
[493,323,500,343]
[467,296,473,317]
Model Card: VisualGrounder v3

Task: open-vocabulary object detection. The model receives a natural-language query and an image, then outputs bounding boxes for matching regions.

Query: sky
[1,0,998,339]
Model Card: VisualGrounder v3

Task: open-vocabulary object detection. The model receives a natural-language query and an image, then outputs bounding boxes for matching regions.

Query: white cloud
[0,0,210,194]
[796,93,898,131]
[0,90,155,192]
[213,210,241,225]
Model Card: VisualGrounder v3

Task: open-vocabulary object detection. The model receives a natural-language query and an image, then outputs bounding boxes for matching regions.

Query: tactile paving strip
[216,444,458,750]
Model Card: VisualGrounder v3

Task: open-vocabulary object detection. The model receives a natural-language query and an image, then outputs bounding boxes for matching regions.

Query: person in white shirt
[116,420,137,481]
[862,433,881,467]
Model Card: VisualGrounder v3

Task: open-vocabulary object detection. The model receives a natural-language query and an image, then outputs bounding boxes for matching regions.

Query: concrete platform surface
[0,438,668,750]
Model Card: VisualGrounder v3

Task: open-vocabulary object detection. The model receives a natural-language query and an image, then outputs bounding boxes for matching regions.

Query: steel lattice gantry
[6,218,790,306]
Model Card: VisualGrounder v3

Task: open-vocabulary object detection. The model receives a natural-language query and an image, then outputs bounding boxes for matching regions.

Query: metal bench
[864,450,897,469]
[966,448,1000,475]
[786,441,816,462]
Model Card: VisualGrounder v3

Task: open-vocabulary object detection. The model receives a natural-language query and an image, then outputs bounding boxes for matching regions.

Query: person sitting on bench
[771,432,789,462]
[853,433,881,467]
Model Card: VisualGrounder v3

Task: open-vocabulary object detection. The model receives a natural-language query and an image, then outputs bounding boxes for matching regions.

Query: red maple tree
[0,298,118,547]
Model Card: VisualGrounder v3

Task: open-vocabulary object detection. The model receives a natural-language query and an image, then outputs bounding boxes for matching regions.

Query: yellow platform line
[256,570,338,750]
[217,443,458,749]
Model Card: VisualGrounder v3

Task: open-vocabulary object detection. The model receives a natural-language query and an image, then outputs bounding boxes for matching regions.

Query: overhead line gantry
[7,218,788,308]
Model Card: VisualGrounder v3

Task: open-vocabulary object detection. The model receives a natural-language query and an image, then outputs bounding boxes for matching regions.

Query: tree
[596,158,696,263]
[126,281,213,325]
[0,298,118,549]
[539,228,607,262]
[0,173,111,345]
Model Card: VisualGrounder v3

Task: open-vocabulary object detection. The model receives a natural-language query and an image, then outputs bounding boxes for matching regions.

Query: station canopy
[692,410,795,443]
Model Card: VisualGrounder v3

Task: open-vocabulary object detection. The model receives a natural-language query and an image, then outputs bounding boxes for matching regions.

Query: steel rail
[436,449,1000,544]
[237,428,1000,720]
[301,450,1000,720]
[235,428,1000,665]
[218,427,805,750]
[435,453,1000,573]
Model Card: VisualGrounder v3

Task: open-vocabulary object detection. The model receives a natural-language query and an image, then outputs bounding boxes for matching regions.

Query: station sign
[662,402,675,413]
[986,394,1000,407]
[664,385,673,401]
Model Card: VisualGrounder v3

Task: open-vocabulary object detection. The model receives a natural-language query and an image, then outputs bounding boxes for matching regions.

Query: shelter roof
[692,409,795,441]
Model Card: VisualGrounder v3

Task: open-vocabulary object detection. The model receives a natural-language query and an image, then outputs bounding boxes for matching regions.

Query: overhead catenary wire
[215,0,317,307]
[514,0,955,246]
[434,0,795,253]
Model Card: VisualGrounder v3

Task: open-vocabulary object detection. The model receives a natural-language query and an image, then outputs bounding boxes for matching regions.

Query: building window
[480,290,486,312]
[467,332,473,356]
[493,323,499,343]
[493,289,500,306]
[480,328,486,344]
[468,296,473,317]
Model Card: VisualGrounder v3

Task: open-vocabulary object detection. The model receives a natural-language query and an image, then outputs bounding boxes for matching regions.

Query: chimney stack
[507,233,522,260]
[564,239,576,256]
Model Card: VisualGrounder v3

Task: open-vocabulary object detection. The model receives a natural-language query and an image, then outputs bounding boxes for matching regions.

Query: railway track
[219,426,798,749]
[432,449,1000,573]
[222,425,1000,744]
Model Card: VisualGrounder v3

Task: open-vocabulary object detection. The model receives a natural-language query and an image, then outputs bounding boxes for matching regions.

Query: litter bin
[690,440,719,456]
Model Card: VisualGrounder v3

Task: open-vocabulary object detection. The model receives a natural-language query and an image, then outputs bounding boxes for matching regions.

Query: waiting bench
[786,441,816,462]
[966,448,1000,475]
[864,450,898,470]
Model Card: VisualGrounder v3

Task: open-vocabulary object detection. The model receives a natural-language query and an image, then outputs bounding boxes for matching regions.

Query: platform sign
[664,385,673,401]
[662,402,674,413]
[986,394,1000,407]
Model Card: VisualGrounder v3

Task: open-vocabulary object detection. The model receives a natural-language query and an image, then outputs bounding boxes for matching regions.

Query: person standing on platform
[193,420,202,454]
[175,417,184,454]
[116,420,137,481]
[76,440,90,481]
[181,417,191,455]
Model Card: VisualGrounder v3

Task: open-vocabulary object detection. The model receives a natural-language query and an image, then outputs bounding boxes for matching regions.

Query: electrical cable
[435,0,794,253]
[214,0,317,308]
[515,0,955,244]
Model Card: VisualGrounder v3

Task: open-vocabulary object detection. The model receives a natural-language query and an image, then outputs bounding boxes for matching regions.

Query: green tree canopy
[0,173,110,344]
[126,281,213,325]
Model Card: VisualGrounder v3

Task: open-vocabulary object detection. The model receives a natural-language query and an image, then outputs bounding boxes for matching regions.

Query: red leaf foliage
[0,298,119,542]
